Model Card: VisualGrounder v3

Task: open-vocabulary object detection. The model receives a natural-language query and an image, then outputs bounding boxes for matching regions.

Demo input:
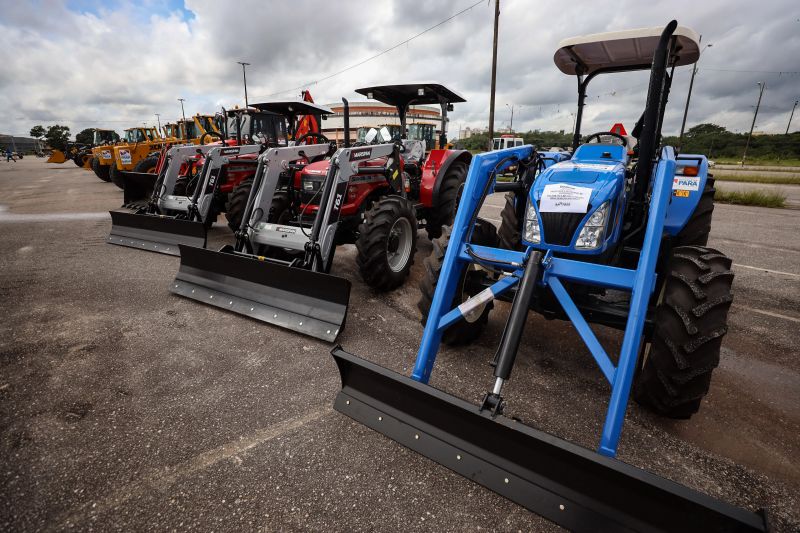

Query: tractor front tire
[356,196,418,291]
[426,161,467,241]
[225,178,253,232]
[92,157,111,182]
[418,219,498,345]
[133,155,159,175]
[109,165,125,189]
[675,179,716,247]
[498,192,524,250]
[634,245,734,418]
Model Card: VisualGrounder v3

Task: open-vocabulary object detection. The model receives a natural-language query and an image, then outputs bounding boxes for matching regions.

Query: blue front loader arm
[412,144,678,457]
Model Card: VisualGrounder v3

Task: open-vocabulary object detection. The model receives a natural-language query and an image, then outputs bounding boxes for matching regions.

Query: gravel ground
[1,158,798,532]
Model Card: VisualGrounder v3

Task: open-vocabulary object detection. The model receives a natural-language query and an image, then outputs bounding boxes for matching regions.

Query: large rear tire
[418,219,498,345]
[498,192,524,250]
[109,164,124,189]
[356,196,418,291]
[426,160,467,241]
[91,156,111,182]
[674,180,715,247]
[133,155,159,174]
[634,245,734,418]
[225,178,253,232]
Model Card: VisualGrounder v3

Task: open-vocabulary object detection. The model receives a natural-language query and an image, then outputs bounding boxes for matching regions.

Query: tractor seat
[402,140,426,164]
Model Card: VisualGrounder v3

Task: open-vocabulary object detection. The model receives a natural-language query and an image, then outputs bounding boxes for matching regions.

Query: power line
[701,67,800,75]
[252,0,486,99]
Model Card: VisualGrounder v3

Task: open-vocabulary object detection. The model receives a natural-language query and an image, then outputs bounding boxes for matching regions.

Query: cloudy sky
[1,0,798,139]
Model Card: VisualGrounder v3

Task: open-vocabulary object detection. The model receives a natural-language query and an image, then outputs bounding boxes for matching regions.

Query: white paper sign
[120,149,132,165]
[539,183,592,213]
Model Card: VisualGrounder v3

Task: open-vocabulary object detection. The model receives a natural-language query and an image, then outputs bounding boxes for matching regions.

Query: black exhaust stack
[342,98,351,148]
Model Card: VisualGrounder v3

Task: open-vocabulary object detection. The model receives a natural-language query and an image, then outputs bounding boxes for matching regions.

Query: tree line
[457,123,799,161]
[28,125,119,151]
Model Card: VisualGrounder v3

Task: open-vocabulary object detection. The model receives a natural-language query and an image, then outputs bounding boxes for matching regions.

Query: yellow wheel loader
[109,115,222,188]
[46,129,118,168]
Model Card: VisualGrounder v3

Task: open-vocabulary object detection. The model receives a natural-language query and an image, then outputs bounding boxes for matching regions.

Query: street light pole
[506,103,514,131]
[178,98,187,140]
[678,38,711,149]
[742,82,765,167]
[237,61,251,108]
[786,100,798,135]
[155,113,162,131]
[487,0,500,150]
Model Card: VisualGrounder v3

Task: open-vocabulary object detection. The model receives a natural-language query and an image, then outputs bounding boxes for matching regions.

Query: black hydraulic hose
[493,250,542,381]
[465,153,543,271]
[305,158,339,261]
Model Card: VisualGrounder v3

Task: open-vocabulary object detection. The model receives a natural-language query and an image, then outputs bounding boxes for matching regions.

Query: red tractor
[294,83,471,289]
[108,98,333,255]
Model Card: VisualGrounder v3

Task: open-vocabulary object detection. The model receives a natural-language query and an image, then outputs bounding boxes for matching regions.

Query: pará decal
[349,149,372,161]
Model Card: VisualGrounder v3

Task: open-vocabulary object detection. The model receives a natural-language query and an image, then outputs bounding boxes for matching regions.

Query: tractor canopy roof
[554,25,700,76]
[250,100,333,118]
[355,83,466,107]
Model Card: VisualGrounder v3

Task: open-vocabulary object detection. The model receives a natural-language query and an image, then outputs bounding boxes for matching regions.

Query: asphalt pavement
[1,158,798,532]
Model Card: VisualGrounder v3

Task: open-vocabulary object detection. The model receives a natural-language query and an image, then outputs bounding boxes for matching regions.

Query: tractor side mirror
[364,128,378,143]
[379,126,391,143]
[446,103,454,112]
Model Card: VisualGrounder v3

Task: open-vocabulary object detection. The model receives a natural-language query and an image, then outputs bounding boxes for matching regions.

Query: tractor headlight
[575,201,609,250]
[523,200,541,244]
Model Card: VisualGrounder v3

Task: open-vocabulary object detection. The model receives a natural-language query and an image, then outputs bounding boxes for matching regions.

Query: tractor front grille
[539,208,589,246]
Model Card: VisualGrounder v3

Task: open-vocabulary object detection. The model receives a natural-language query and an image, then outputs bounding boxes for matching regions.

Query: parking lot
[1,158,799,531]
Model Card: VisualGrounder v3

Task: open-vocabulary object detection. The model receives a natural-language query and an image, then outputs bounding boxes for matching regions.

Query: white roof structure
[554,25,701,76]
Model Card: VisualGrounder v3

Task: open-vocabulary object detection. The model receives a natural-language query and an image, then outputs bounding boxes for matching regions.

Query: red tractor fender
[419,149,472,208]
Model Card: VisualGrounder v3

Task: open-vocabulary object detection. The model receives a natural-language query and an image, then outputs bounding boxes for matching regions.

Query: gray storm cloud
[1,0,797,137]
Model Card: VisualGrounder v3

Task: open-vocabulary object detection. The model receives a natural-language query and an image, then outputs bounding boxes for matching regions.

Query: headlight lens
[575,201,610,249]
[523,200,541,244]
[302,179,317,191]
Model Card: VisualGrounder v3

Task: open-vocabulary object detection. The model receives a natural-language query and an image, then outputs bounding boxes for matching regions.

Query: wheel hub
[386,217,412,272]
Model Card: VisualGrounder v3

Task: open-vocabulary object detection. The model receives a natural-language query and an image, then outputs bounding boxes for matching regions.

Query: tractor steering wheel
[295,132,330,145]
[583,131,628,147]
[200,132,223,145]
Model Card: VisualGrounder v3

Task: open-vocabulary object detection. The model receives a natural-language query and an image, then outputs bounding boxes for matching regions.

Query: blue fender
[663,154,709,236]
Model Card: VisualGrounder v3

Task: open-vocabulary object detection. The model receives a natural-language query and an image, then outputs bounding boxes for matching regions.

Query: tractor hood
[526,148,627,254]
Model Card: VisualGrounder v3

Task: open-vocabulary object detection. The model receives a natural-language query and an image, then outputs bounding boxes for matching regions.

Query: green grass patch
[714,174,800,185]
[715,157,800,167]
[714,188,786,208]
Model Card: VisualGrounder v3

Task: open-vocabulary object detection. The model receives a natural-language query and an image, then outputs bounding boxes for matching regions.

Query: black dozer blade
[332,348,769,533]
[172,244,350,342]
[121,171,158,205]
[108,209,206,256]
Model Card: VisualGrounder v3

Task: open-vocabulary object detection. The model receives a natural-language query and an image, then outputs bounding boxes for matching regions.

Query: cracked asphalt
[1,158,798,532]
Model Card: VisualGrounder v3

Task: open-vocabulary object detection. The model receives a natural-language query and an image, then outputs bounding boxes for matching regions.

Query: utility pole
[742,82,765,167]
[178,98,187,140]
[155,113,162,131]
[678,37,711,149]
[487,0,500,150]
[786,100,798,135]
[237,61,251,108]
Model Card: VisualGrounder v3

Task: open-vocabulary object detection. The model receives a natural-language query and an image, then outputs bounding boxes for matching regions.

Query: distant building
[321,102,443,143]
[0,134,42,153]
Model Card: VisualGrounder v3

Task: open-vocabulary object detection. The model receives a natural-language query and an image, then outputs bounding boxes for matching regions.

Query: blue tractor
[332,22,767,531]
